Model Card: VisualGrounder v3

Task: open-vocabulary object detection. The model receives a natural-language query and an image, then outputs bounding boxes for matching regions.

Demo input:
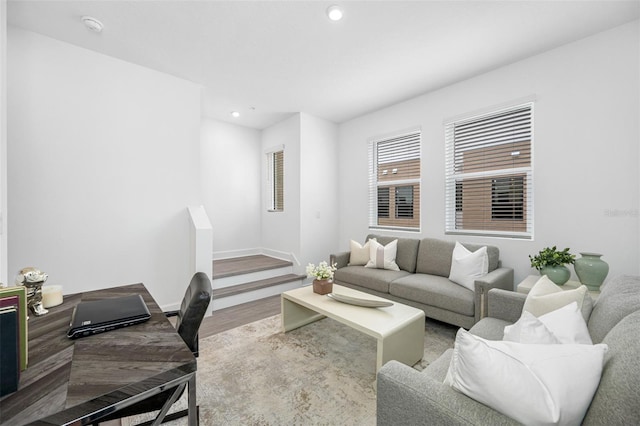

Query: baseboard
[261,248,298,265]
[213,248,262,260]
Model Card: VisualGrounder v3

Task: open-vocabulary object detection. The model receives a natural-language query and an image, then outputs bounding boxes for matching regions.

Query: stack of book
[0,286,28,397]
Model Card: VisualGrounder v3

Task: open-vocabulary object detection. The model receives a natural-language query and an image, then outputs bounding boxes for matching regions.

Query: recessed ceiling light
[327,5,343,21]
[81,16,104,33]
[231,111,240,118]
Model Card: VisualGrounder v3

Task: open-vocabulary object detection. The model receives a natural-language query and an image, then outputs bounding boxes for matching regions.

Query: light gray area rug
[123,314,457,425]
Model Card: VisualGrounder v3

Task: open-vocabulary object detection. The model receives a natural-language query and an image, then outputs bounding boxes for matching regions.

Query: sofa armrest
[377,361,518,426]
[330,251,350,269]
[473,267,514,322]
[486,288,526,323]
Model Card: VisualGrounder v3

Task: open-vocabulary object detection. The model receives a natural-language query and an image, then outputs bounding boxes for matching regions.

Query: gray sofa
[330,234,514,329]
[377,274,640,425]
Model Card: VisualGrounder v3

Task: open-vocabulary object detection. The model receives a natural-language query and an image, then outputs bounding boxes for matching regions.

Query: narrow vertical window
[395,186,414,218]
[445,102,533,239]
[368,130,421,230]
[377,187,390,218]
[267,149,284,212]
[492,176,524,221]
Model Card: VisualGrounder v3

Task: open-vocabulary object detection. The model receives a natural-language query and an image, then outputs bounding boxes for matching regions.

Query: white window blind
[369,130,421,231]
[267,150,284,211]
[445,103,533,239]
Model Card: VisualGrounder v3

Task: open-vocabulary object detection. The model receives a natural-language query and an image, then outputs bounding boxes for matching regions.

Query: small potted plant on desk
[306,261,337,295]
[529,246,576,285]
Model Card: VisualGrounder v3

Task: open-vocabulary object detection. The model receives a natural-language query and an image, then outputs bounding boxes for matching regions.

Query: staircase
[211,255,306,311]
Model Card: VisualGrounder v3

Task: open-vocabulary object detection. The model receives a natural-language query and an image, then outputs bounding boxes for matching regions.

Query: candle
[42,285,63,308]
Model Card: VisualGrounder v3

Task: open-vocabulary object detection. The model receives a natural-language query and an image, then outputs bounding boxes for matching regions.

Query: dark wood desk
[0,284,197,425]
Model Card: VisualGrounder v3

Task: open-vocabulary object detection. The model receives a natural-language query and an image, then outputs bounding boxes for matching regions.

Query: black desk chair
[95,272,212,425]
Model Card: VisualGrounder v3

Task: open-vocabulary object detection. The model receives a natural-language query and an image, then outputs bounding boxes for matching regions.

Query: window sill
[445,230,532,240]
[369,226,421,233]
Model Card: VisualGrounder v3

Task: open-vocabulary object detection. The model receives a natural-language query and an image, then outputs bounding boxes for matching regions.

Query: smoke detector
[82,16,104,33]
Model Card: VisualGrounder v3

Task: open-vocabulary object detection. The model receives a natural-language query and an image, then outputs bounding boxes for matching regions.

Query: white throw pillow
[523,275,589,317]
[503,311,561,344]
[448,242,488,291]
[539,301,592,345]
[348,239,375,266]
[504,303,592,345]
[444,328,608,425]
[365,239,400,271]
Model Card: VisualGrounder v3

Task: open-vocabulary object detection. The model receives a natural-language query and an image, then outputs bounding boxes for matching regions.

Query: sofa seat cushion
[334,265,410,294]
[469,317,512,340]
[389,274,475,316]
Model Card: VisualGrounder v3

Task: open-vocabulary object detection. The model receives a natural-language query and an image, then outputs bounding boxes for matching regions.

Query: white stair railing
[188,206,213,314]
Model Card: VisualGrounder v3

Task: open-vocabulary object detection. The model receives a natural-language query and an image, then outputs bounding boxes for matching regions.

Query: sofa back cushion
[415,238,500,277]
[583,309,640,425]
[366,234,420,273]
[587,275,640,344]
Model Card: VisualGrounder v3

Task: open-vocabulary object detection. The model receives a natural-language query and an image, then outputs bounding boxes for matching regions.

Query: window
[377,187,390,218]
[445,103,533,239]
[395,186,414,218]
[369,130,421,230]
[492,176,524,221]
[267,149,284,211]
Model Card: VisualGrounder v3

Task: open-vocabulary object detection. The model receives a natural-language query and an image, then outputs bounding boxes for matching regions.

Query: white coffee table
[281,284,425,373]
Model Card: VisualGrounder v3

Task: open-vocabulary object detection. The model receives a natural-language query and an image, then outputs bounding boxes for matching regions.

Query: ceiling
[7,1,640,129]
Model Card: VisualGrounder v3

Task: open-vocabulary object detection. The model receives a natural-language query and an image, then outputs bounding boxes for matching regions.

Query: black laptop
[67,294,151,339]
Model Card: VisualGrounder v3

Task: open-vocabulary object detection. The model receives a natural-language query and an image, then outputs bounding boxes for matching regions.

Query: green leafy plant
[529,246,576,270]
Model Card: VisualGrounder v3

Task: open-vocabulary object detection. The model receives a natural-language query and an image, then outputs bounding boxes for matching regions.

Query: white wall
[7,28,202,308]
[299,113,339,269]
[337,21,640,285]
[258,113,339,273]
[0,1,7,285]
[200,118,261,257]
[261,114,302,264]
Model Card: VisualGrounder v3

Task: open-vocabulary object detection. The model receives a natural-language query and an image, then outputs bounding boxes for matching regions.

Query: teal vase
[574,253,609,291]
[540,265,570,285]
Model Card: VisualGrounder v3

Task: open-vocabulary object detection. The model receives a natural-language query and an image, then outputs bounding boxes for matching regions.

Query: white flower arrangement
[306,261,337,280]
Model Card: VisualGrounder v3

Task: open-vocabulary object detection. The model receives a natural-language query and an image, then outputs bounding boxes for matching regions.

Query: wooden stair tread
[212,273,306,298]
[213,255,293,279]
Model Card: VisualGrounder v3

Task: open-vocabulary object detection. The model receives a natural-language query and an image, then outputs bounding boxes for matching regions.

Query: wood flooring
[200,294,281,338]
[213,255,292,279]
